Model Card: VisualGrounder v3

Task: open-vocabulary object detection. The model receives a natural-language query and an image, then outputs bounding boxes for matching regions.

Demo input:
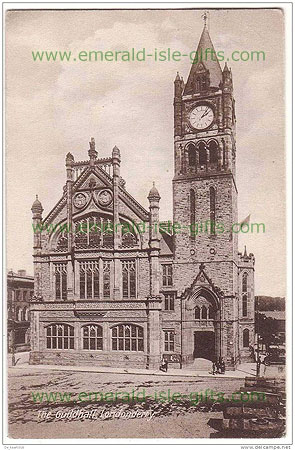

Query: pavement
[7,351,274,379]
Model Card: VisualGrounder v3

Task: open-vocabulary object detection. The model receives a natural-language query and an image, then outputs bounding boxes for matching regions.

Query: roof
[159,232,173,256]
[184,25,223,94]
[260,311,285,321]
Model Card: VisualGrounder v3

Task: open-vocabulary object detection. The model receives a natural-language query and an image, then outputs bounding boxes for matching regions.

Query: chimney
[18,270,26,277]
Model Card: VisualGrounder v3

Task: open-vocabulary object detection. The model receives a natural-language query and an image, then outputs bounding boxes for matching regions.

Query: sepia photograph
[4,3,292,445]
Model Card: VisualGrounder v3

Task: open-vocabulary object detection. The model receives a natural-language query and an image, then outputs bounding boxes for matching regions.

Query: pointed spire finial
[201,10,209,29]
[243,245,248,257]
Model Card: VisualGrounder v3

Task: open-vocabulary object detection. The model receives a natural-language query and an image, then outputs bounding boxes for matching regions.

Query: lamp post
[256,310,260,378]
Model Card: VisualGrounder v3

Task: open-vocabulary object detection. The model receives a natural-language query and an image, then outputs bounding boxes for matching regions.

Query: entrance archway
[194,331,215,361]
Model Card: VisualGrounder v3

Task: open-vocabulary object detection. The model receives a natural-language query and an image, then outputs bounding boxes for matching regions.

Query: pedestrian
[220,358,225,374]
[212,359,216,375]
[160,356,168,372]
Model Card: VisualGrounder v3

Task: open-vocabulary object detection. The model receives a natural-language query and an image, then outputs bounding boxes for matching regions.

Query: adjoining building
[7,270,34,352]
[30,22,255,370]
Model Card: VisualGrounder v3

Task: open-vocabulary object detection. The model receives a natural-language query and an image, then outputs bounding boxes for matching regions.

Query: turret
[148,182,161,280]
[174,73,182,137]
[31,195,43,250]
[31,195,43,300]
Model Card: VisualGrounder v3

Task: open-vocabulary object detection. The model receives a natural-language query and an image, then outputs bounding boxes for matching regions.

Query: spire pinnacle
[88,137,98,161]
[184,16,222,95]
[201,10,209,29]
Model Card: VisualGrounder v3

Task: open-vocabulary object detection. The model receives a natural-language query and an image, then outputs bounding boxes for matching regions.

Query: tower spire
[184,15,222,95]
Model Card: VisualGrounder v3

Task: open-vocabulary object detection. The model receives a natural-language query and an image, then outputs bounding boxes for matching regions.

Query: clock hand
[201,108,210,118]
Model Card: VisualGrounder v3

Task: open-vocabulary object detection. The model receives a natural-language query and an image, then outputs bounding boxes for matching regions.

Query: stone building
[7,270,34,352]
[30,22,255,370]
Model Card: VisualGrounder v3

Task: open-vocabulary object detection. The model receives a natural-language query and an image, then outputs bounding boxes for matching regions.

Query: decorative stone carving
[73,193,88,209]
[97,189,113,207]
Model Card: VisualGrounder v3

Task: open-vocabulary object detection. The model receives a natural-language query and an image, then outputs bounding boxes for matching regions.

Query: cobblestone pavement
[8,366,244,439]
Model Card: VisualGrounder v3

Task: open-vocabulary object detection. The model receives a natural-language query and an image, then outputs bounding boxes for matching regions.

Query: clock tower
[172,20,244,368]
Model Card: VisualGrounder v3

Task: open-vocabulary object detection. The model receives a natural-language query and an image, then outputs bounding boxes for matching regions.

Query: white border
[2,1,293,448]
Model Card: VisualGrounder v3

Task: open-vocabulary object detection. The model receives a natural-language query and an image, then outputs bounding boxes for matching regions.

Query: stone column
[65,152,74,300]
[112,146,121,300]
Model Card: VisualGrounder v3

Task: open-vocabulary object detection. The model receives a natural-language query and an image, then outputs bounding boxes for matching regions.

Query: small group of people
[160,356,168,372]
[212,357,225,375]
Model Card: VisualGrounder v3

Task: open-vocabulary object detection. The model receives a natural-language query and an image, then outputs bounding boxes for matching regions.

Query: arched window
[242,272,248,292]
[56,232,68,252]
[209,141,218,164]
[208,306,214,319]
[242,273,248,317]
[164,330,175,352]
[195,306,200,319]
[46,324,74,350]
[55,263,67,300]
[122,260,136,298]
[16,307,22,322]
[198,142,207,166]
[243,329,250,348]
[79,261,99,299]
[73,216,114,249]
[22,307,29,321]
[190,189,196,239]
[103,260,111,298]
[188,144,196,166]
[82,324,103,350]
[25,307,29,321]
[201,306,207,320]
[122,232,137,248]
[201,74,207,91]
[209,187,216,235]
[111,324,144,352]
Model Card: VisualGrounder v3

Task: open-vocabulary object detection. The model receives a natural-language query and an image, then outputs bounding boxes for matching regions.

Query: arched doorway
[191,292,219,362]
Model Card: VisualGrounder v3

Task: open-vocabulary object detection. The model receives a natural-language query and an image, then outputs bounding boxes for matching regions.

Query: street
[8,366,243,439]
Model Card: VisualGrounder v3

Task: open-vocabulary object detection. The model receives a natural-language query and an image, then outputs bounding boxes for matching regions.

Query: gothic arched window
[209,141,218,164]
[122,260,136,298]
[201,306,207,320]
[111,324,144,352]
[122,232,137,248]
[242,272,248,317]
[56,232,68,252]
[195,306,200,319]
[79,261,99,300]
[54,263,67,300]
[82,324,103,350]
[201,74,207,91]
[188,144,196,166]
[243,329,250,348]
[209,187,216,235]
[190,189,196,239]
[208,306,214,319]
[198,142,207,166]
[46,324,74,350]
[242,272,248,292]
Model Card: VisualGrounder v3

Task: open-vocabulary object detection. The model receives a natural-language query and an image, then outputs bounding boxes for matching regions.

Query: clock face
[189,105,214,130]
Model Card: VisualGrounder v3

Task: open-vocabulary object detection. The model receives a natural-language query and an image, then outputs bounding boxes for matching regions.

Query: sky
[6,8,285,296]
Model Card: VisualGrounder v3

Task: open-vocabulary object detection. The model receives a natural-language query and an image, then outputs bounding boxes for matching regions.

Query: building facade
[7,270,34,352]
[30,23,255,370]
